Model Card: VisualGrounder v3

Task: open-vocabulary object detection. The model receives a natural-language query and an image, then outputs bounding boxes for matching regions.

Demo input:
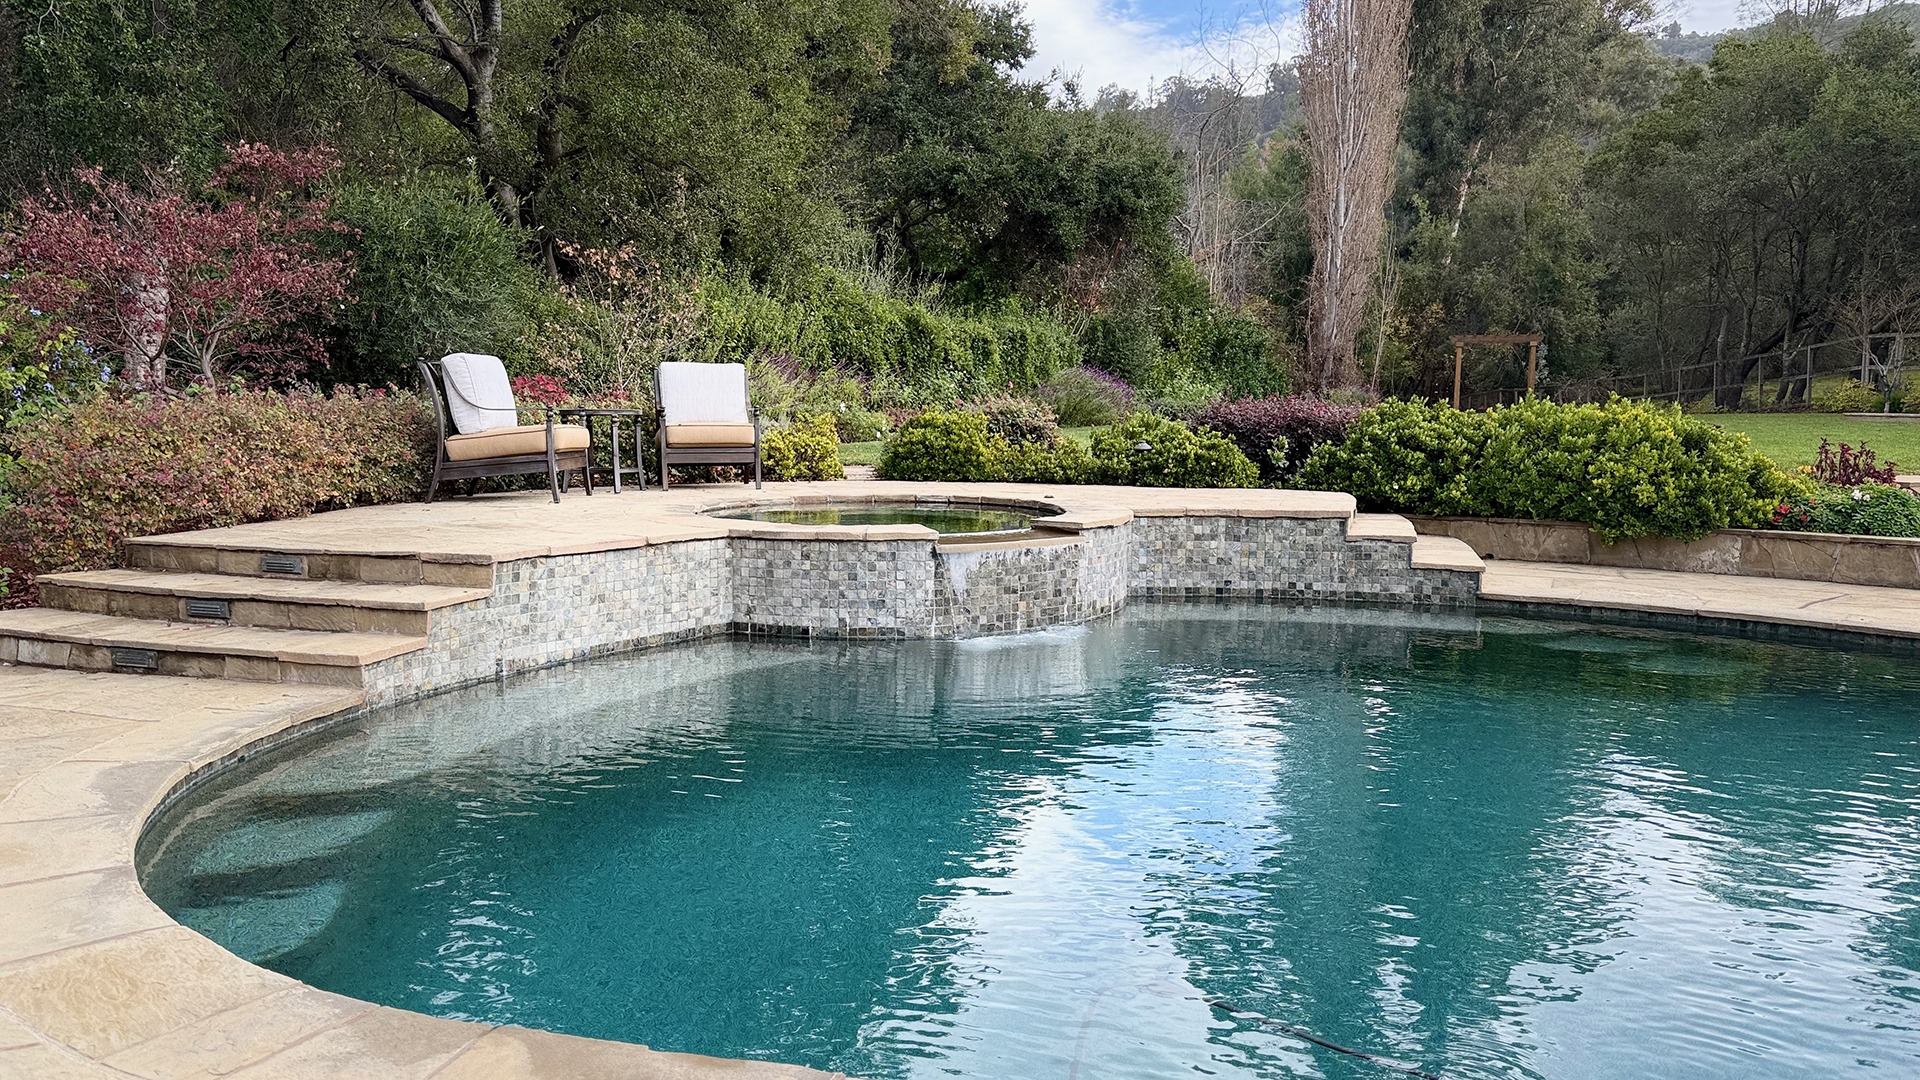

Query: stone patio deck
[1,484,1916,1078]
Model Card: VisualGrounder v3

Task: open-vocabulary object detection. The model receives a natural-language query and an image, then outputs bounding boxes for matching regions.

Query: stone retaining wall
[1413,515,1920,590]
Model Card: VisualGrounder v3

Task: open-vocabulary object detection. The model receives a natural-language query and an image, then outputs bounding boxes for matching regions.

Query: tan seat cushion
[665,422,756,448]
[445,424,590,462]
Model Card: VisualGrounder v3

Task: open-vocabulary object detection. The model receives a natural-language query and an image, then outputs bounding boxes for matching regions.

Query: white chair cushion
[658,362,750,425]
[440,353,518,434]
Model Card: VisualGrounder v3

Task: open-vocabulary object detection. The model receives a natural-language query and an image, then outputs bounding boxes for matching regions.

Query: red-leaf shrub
[3,142,348,389]
[1191,395,1364,484]
[5,388,433,572]
[1811,438,1898,486]
[510,374,570,407]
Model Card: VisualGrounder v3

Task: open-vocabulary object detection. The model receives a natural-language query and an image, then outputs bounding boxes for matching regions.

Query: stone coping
[1481,561,1920,641]
[124,482,1358,565]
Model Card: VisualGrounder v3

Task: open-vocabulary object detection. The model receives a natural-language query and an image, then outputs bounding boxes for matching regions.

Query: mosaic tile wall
[1129,516,1478,605]
[364,539,733,706]
[933,529,1130,637]
[730,537,936,638]
[361,515,1474,704]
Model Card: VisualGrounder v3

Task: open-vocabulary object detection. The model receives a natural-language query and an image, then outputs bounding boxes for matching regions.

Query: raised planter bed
[1410,515,1920,591]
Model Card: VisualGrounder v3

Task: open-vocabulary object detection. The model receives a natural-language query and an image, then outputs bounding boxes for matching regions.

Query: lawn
[839,426,1094,469]
[1707,413,1920,471]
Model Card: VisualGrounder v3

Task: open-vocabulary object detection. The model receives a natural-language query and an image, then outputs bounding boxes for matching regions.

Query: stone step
[38,570,488,634]
[0,609,424,685]
[122,539,494,588]
[1344,513,1418,544]
[1410,535,1486,573]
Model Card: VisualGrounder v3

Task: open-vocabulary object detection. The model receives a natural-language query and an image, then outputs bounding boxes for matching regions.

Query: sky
[1018,0,1757,95]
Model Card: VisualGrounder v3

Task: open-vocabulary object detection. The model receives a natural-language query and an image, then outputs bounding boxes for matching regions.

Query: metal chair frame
[419,359,593,504]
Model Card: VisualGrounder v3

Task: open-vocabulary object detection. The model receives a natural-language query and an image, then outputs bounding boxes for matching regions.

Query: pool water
[711,502,1039,534]
[140,606,1920,1079]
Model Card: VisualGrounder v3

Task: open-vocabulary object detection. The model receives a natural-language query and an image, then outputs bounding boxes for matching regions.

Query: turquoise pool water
[712,502,1041,534]
[141,606,1920,1079]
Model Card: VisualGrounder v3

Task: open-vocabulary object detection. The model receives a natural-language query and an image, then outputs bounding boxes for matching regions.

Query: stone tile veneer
[363,539,733,706]
[732,537,935,638]
[1130,515,1481,605]
[353,511,1471,706]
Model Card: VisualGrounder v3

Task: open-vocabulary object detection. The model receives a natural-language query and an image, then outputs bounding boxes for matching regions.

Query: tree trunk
[124,273,169,390]
[1300,0,1415,393]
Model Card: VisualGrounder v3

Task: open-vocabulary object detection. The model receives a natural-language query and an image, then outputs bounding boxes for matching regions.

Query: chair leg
[753,443,762,489]
[425,456,443,504]
[582,456,594,496]
[659,432,670,491]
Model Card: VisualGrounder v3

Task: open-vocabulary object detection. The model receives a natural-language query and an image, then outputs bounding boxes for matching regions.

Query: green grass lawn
[838,426,1093,469]
[1708,413,1920,471]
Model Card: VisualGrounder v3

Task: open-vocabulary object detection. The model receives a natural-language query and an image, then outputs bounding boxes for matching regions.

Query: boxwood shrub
[1294,397,1799,542]
[763,414,842,481]
[1088,413,1259,488]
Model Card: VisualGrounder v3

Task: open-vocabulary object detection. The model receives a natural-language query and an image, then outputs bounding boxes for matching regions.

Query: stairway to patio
[0,550,491,687]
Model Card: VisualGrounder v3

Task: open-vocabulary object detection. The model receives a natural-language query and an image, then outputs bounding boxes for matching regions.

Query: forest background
[0,0,1917,412]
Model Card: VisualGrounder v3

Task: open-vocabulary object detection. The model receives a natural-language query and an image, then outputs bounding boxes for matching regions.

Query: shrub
[324,174,544,385]
[1295,397,1797,542]
[879,410,1001,482]
[1772,483,1920,537]
[762,413,842,481]
[1813,379,1883,414]
[5,388,432,572]
[1037,366,1133,427]
[832,406,890,443]
[877,409,1096,484]
[1081,312,1161,385]
[964,394,1058,445]
[997,436,1094,484]
[1191,395,1363,484]
[1810,437,1897,486]
[1088,413,1259,488]
[1171,307,1286,397]
[699,273,1078,391]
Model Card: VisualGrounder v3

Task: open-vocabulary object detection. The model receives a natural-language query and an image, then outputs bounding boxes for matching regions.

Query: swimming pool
[140,605,1920,1079]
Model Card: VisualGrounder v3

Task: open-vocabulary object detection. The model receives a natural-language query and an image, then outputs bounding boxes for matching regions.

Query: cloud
[1016,0,1302,97]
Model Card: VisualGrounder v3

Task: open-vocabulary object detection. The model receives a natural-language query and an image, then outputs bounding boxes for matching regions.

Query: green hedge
[1295,397,1799,542]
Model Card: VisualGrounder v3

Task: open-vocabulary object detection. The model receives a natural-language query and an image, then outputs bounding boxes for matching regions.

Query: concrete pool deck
[2,483,1918,1078]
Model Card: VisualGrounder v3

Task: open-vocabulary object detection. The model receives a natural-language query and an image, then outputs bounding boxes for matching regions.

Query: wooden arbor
[1450,333,1544,408]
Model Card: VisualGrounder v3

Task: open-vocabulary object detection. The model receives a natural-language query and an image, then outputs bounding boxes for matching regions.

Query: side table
[558,408,649,492]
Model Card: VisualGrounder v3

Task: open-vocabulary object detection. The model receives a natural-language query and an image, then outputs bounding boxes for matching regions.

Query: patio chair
[419,354,592,504]
[655,361,761,490]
